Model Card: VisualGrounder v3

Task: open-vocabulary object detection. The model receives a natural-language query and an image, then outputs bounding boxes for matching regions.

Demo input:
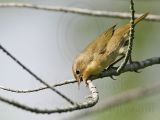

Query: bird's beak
[77,76,83,87]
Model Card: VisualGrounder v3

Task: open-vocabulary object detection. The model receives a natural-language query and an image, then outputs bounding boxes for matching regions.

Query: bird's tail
[134,12,149,25]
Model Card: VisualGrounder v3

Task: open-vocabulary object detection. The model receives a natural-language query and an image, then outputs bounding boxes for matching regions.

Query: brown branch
[117,0,135,73]
[0,44,75,105]
[0,79,76,93]
[0,80,98,114]
[70,81,160,119]
[0,57,160,93]
[0,2,159,22]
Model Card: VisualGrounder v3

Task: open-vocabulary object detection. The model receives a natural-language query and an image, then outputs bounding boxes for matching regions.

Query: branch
[71,81,160,119]
[0,44,75,105]
[117,0,135,73]
[0,2,159,22]
[1,57,160,93]
[0,80,98,114]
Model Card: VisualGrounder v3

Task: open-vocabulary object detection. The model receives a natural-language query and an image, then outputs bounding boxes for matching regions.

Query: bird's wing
[79,25,116,65]
[97,25,116,54]
[83,25,116,54]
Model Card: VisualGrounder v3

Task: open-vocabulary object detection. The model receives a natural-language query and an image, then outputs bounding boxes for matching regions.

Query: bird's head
[72,54,90,86]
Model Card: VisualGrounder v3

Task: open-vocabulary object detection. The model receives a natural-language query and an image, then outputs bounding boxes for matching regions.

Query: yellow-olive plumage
[72,12,149,85]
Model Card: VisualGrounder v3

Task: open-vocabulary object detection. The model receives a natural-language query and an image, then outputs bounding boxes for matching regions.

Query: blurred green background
[0,0,159,120]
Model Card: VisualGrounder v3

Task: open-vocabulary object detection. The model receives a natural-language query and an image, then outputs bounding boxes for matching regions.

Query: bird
[72,12,149,86]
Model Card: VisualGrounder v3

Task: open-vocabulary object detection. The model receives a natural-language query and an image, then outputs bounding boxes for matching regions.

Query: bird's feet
[129,60,141,73]
[104,66,118,80]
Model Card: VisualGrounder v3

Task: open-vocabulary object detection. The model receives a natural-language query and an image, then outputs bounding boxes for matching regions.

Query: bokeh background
[0,0,160,120]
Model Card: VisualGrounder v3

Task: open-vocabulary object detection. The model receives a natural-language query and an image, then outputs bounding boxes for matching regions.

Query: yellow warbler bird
[72,12,149,85]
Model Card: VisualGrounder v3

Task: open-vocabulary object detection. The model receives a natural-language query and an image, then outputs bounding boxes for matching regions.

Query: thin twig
[117,0,135,73]
[0,2,159,22]
[0,80,98,114]
[70,81,160,119]
[0,57,160,93]
[0,79,76,93]
[0,44,75,105]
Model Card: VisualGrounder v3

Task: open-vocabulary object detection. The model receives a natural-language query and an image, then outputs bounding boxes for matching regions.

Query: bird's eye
[76,70,80,74]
